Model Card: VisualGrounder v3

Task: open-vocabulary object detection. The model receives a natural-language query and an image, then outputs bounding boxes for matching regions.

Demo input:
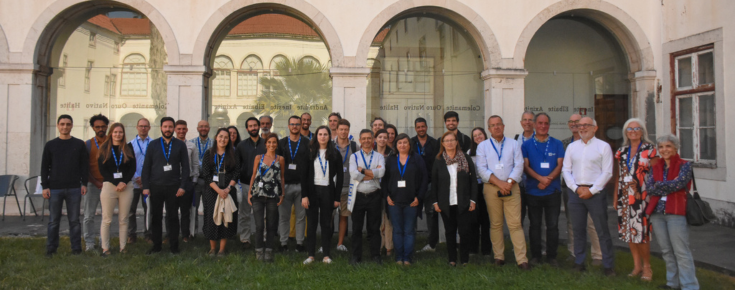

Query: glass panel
[698,52,714,85]
[700,128,716,160]
[677,57,692,88]
[678,97,693,127]
[699,94,715,127]
[209,14,331,135]
[47,12,168,141]
[679,128,694,159]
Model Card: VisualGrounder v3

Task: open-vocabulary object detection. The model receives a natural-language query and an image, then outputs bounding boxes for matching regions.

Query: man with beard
[439,111,471,153]
[411,117,441,252]
[328,112,353,142]
[83,114,108,251]
[175,120,198,242]
[301,112,313,139]
[142,117,191,254]
[259,115,273,140]
[235,117,266,248]
[188,120,211,238]
[276,116,310,252]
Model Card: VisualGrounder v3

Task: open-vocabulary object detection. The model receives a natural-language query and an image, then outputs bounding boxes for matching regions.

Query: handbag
[685,171,717,226]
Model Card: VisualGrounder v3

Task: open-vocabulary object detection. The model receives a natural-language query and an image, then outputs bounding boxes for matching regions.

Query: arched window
[121,54,147,96]
[213,55,233,97]
[269,55,287,76]
[300,56,320,66]
[238,55,262,97]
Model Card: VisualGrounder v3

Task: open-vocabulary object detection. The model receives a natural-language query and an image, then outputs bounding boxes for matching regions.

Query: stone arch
[513,0,654,72]
[355,0,501,69]
[23,0,180,66]
[192,0,344,68]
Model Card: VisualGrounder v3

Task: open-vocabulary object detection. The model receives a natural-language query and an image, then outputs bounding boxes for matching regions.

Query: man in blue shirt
[128,118,152,243]
[521,112,564,266]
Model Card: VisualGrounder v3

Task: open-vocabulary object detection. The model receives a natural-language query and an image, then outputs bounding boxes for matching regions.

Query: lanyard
[288,136,301,163]
[257,154,277,177]
[490,137,505,161]
[160,138,172,165]
[360,150,374,169]
[214,152,225,173]
[308,132,313,139]
[336,142,349,165]
[416,141,425,156]
[533,137,550,162]
[627,142,643,172]
[397,154,409,180]
[93,137,100,149]
[317,152,328,176]
[111,146,123,172]
[135,136,149,157]
[197,138,209,161]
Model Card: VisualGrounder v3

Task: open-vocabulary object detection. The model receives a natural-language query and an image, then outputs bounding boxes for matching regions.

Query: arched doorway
[119,112,144,141]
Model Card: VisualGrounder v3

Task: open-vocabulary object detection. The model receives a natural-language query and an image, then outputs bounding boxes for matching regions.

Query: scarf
[653,153,684,182]
[443,151,469,173]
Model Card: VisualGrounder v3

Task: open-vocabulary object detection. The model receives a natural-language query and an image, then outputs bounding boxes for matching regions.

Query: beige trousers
[484,183,528,264]
[100,181,134,251]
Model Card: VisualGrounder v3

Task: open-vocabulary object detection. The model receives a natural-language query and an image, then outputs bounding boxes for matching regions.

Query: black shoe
[517,262,531,270]
[657,285,678,289]
[242,241,251,249]
[546,259,559,267]
[146,248,161,255]
[171,248,180,254]
[529,258,541,266]
[349,257,361,265]
[573,263,586,272]
[45,250,56,258]
[278,244,288,253]
[295,244,305,252]
[372,256,383,265]
[71,250,81,255]
[603,268,616,277]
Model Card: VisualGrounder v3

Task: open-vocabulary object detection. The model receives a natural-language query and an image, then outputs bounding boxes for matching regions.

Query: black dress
[201,150,240,241]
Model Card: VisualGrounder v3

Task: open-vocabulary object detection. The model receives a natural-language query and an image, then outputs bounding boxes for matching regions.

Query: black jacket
[277,135,311,184]
[236,137,266,184]
[302,149,344,203]
[410,136,438,182]
[141,137,190,189]
[428,152,478,213]
[381,152,429,206]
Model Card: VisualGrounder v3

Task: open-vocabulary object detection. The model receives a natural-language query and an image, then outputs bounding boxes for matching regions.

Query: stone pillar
[630,70,657,128]
[164,65,207,140]
[481,68,528,134]
[330,67,370,138]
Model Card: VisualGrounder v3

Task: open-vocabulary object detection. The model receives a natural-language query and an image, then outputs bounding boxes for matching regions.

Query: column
[630,70,657,130]
[164,65,206,139]
[330,67,370,138]
[481,68,528,134]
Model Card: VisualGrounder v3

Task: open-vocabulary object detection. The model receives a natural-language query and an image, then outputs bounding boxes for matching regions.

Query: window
[213,56,233,97]
[58,54,67,87]
[238,55,262,97]
[84,61,93,93]
[104,75,110,96]
[269,55,287,76]
[121,54,147,96]
[89,32,96,48]
[110,74,117,97]
[673,45,715,164]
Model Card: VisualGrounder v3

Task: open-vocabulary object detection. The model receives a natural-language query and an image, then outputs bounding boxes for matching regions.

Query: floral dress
[614,143,656,243]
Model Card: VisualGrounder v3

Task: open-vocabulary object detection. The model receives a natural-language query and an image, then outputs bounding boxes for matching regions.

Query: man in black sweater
[141,117,190,254]
[235,117,266,248]
[41,114,89,257]
[276,115,310,252]
[411,117,441,253]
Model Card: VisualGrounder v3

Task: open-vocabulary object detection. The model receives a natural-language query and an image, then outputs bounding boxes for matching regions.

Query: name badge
[397,180,406,188]
[477,178,483,184]
[623,176,633,183]
[113,172,123,179]
[540,162,550,169]
[495,164,504,170]
[343,167,347,173]
[258,181,264,188]
[213,175,219,182]
[163,165,172,171]
[289,164,297,170]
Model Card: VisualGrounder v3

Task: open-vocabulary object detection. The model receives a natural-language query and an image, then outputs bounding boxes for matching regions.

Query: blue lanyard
[360,150,374,169]
[490,137,505,161]
[416,141,425,156]
[308,132,313,139]
[349,135,353,141]
[197,138,209,161]
[93,137,100,149]
[627,142,642,172]
[317,152,328,176]
[288,136,301,162]
[397,155,409,180]
[533,137,550,162]
[111,146,123,172]
[257,154,277,177]
[160,138,172,164]
[135,136,149,157]
[214,152,225,173]
[336,143,349,165]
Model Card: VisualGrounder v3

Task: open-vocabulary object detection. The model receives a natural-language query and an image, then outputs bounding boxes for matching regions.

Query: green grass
[0,236,733,289]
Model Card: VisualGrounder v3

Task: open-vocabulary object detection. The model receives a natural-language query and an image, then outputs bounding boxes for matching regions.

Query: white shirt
[475,136,524,183]
[447,163,458,205]
[562,137,613,195]
[130,135,152,189]
[313,149,329,186]
[182,139,199,182]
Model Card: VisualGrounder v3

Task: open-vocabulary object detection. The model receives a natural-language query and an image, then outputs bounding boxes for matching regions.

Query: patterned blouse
[250,155,282,199]
[644,161,692,213]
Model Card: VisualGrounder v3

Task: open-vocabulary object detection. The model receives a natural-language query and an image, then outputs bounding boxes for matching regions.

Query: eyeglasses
[93,126,108,130]
[289,123,301,127]
[577,124,595,128]
[626,127,643,132]
[442,139,457,143]
[488,124,504,128]
[567,120,579,125]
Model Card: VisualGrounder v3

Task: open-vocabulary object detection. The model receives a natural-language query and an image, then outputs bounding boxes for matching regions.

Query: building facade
[0,0,733,226]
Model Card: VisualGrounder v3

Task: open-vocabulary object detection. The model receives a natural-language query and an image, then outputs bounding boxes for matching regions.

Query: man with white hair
[562,116,615,276]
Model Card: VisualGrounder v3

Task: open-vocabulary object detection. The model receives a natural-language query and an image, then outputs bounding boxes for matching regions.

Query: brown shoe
[494,259,505,266]
[517,262,531,270]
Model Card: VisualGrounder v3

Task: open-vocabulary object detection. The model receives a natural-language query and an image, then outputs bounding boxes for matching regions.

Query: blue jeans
[650,214,699,290]
[47,188,82,253]
[388,204,417,263]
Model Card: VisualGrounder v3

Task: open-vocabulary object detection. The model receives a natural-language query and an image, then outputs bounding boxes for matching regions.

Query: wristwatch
[507,178,513,184]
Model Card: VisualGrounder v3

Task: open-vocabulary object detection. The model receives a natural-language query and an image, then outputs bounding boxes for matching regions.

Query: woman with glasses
[614,118,658,281]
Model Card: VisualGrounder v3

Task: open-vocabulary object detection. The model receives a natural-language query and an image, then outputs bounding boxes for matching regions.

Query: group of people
[40,109,700,289]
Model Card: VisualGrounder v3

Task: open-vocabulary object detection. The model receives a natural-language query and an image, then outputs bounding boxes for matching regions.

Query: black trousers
[527,190,561,260]
[469,184,491,255]
[150,184,180,251]
[176,181,194,238]
[440,205,473,264]
[128,188,149,239]
[351,191,382,261]
[520,185,528,226]
[306,185,335,257]
[423,186,440,248]
[252,196,279,249]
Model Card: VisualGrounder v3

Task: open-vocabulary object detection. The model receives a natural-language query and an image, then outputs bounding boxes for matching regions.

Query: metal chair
[0,175,21,221]
[23,175,41,221]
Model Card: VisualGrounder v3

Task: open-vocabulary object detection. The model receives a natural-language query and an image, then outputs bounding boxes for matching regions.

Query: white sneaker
[420,244,435,252]
[318,247,323,253]
[303,257,315,265]
[336,244,348,252]
[323,257,332,264]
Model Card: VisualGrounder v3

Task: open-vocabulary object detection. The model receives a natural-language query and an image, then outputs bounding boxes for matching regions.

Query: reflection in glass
[679,129,694,159]
[48,12,168,141]
[677,57,692,88]
[699,94,715,160]
[678,97,693,127]
[699,94,715,127]
[700,128,716,160]
[698,52,714,85]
